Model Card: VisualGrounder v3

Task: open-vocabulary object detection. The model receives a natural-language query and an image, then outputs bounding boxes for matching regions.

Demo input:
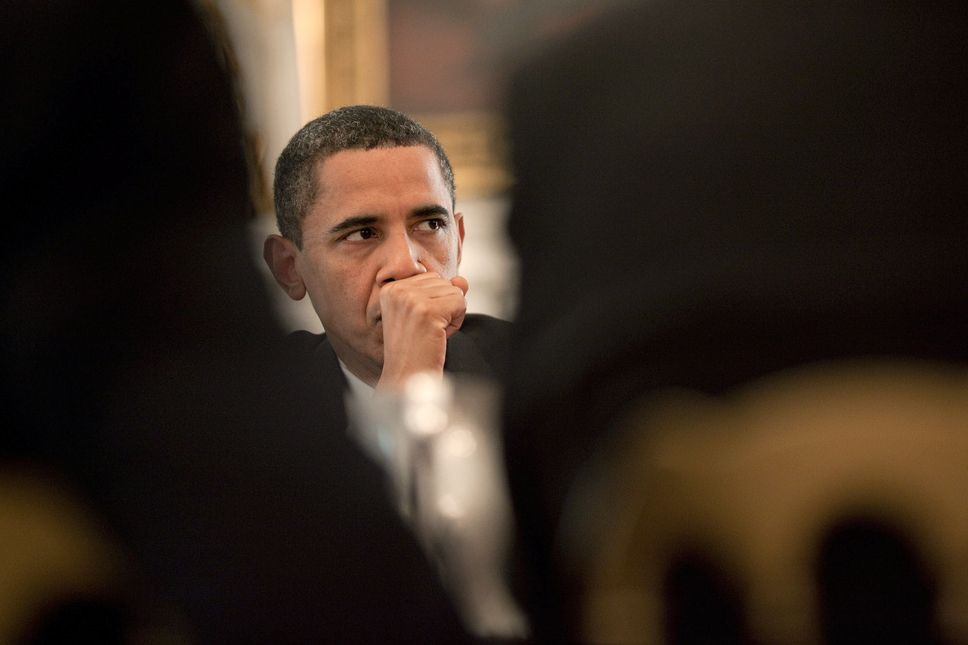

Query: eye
[416,218,447,232]
[344,227,377,241]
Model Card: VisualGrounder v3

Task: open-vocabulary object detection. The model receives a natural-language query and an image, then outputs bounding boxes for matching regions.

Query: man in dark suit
[263,106,515,638]
[502,1,968,638]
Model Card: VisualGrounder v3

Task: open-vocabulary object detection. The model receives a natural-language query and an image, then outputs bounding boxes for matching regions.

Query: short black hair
[273,105,455,248]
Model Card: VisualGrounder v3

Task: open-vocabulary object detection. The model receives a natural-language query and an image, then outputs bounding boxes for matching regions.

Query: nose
[377,229,427,284]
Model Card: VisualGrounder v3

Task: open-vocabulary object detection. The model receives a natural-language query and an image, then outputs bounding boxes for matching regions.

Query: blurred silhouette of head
[502,1,968,638]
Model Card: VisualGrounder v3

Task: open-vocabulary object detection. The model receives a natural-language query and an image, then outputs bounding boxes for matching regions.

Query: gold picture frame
[293,0,512,198]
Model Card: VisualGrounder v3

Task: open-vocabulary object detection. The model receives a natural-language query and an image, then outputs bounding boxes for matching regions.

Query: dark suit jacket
[283,313,513,639]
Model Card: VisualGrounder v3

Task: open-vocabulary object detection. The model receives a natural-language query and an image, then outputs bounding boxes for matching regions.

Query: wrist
[377,364,445,392]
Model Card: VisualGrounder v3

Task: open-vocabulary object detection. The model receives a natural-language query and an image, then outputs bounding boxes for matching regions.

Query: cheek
[301,253,380,322]
[325,270,378,317]
[428,235,460,272]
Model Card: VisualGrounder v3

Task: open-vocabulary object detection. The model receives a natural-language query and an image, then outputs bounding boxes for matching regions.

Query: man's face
[294,145,464,381]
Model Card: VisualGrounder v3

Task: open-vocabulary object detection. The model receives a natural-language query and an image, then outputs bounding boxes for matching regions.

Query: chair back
[560,360,968,643]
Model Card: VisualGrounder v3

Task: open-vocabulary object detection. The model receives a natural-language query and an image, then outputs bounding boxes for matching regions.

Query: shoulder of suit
[455,314,513,377]
[282,329,337,366]
[462,313,512,330]
[286,329,328,350]
[460,313,513,342]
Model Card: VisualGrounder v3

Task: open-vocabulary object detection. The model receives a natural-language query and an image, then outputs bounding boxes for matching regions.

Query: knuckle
[411,301,431,319]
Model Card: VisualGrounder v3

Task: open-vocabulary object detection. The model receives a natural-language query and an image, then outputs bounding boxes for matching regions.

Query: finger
[445,308,466,338]
[382,282,460,302]
[418,283,468,299]
[389,271,441,286]
[450,275,469,295]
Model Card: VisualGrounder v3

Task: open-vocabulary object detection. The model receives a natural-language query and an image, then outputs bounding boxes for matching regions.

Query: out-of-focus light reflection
[437,494,465,520]
[405,402,449,437]
[404,372,453,437]
[439,426,478,460]
[348,371,529,638]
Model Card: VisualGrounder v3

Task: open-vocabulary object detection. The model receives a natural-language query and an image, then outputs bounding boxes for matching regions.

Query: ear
[454,211,465,266]
[263,234,307,301]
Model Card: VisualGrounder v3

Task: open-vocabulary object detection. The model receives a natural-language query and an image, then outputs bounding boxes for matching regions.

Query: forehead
[310,145,449,214]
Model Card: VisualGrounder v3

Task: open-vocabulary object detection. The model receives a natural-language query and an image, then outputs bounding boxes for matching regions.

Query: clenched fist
[376,272,469,390]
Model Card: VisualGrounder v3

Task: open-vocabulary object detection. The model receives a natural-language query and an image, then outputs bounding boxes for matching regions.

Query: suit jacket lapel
[314,334,349,431]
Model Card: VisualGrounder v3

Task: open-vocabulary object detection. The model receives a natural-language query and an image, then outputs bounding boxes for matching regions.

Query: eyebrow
[411,204,450,219]
[327,215,379,236]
